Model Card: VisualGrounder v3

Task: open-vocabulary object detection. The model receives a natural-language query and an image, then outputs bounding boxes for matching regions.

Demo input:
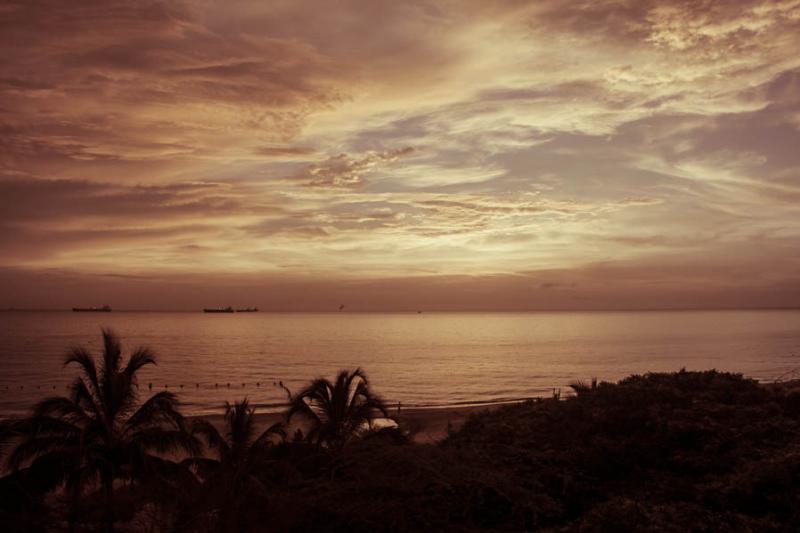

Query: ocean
[1,310,799,417]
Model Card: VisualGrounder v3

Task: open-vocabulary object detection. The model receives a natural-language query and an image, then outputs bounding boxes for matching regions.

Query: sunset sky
[1,0,799,310]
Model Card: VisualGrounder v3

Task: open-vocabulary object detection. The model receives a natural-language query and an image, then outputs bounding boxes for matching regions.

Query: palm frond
[569,377,599,396]
[33,396,90,426]
[130,451,197,485]
[14,415,83,439]
[100,328,123,378]
[97,329,123,419]
[25,449,86,493]
[287,394,323,426]
[344,367,368,407]
[69,376,104,422]
[182,457,222,480]
[349,395,388,424]
[131,428,200,456]
[225,400,256,455]
[114,378,141,421]
[192,419,230,458]
[124,346,157,375]
[251,421,285,450]
[287,378,332,423]
[64,346,101,399]
[64,464,99,495]
[6,435,80,471]
[125,391,185,432]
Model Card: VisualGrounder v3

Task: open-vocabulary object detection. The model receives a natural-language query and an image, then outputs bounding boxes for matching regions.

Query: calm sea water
[1,310,799,417]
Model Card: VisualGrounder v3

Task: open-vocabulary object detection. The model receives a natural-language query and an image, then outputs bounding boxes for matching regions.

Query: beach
[195,403,498,444]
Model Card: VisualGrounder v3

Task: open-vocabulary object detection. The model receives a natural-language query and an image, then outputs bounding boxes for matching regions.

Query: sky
[1,0,799,310]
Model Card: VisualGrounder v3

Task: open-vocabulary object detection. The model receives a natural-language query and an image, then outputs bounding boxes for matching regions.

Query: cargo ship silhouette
[202,307,259,313]
[72,305,112,312]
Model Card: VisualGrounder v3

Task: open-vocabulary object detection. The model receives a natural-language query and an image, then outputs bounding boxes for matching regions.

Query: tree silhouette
[286,368,389,450]
[0,418,13,460]
[569,377,599,397]
[5,329,198,533]
[186,399,284,532]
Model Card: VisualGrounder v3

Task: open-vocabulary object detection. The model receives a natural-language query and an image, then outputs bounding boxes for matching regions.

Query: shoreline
[191,403,500,444]
[192,379,800,444]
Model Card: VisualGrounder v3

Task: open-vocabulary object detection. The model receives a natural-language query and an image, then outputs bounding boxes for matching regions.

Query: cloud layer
[1,0,799,308]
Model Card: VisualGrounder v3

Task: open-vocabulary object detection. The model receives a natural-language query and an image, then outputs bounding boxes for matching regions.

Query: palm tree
[5,329,198,533]
[186,399,284,532]
[286,368,389,450]
[569,377,599,397]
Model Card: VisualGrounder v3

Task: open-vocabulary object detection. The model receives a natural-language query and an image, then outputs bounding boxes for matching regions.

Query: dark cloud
[0,178,252,223]
[0,223,215,261]
[0,176,294,264]
[0,0,347,179]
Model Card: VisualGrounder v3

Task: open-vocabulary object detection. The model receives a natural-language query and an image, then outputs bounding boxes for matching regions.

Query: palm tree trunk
[101,471,115,533]
[67,489,79,533]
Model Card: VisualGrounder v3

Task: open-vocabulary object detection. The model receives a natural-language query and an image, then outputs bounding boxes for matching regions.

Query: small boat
[72,305,112,312]
[203,307,234,313]
[235,307,259,312]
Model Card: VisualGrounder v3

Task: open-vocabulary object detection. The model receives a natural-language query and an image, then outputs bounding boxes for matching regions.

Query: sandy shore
[191,403,501,444]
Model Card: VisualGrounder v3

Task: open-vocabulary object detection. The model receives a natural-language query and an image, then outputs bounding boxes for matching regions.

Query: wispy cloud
[301,147,414,188]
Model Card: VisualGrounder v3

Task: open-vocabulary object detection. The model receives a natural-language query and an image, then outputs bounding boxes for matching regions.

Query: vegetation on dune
[2,331,800,531]
[441,370,800,531]
[242,371,799,532]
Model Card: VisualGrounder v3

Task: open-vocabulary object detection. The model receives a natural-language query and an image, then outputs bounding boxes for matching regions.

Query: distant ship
[203,307,234,313]
[72,305,112,312]
[235,307,259,312]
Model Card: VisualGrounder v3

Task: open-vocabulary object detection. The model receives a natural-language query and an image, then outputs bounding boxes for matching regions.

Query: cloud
[0,178,251,223]
[254,146,317,158]
[301,147,414,188]
[0,177,281,267]
[0,0,348,183]
[0,0,799,308]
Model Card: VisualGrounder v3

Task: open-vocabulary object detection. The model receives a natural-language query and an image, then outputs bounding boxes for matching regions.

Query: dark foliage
[255,370,800,532]
[3,368,800,531]
[1,329,198,533]
[180,399,284,532]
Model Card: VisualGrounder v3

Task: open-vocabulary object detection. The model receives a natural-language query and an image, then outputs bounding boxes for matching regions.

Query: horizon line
[2,306,799,313]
